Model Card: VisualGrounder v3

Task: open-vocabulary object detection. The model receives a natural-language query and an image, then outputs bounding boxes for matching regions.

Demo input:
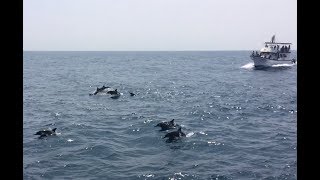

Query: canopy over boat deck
[265,42,292,45]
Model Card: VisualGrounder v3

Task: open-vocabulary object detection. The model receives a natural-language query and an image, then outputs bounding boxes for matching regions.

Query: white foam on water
[271,63,295,67]
[186,132,194,137]
[241,62,296,69]
[241,62,254,69]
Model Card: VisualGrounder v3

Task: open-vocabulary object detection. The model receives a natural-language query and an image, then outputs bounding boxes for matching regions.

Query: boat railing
[265,44,291,53]
[251,51,261,57]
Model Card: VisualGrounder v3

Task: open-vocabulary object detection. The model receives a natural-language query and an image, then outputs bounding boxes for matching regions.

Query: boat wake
[241,62,296,70]
[271,63,296,67]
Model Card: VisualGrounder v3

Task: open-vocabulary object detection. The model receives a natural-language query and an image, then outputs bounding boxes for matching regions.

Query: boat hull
[251,56,295,67]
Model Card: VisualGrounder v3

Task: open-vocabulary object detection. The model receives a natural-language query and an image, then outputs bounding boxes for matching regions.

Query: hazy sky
[23,0,297,51]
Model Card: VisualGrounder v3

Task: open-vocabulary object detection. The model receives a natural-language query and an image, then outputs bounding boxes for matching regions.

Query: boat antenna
[271,35,275,43]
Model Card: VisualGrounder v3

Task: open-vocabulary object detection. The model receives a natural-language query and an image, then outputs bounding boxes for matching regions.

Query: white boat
[250,35,296,67]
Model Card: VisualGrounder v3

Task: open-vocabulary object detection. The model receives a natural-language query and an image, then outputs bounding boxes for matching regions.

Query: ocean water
[23,51,297,180]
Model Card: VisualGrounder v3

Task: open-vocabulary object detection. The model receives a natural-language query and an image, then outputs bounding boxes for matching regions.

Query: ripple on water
[24,51,296,179]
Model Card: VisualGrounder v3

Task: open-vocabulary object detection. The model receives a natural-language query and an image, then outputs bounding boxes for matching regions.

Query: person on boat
[252,51,254,56]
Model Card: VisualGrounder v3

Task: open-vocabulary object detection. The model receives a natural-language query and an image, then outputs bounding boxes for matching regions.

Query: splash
[199,131,208,135]
[241,62,255,69]
[186,132,195,137]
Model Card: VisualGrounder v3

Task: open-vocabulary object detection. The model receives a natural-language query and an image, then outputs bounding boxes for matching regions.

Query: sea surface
[23,51,297,180]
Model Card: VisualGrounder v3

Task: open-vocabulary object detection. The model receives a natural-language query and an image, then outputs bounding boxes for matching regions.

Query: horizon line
[23,49,297,52]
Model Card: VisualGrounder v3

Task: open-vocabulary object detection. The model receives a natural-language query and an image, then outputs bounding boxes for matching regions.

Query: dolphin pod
[154,119,186,143]
[35,120,187,143]
[89,85,137,98]
[36,86,190,144]
[89,85,122,98]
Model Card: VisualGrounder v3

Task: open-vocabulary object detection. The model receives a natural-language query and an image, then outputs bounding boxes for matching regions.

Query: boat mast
[271,35,275,43]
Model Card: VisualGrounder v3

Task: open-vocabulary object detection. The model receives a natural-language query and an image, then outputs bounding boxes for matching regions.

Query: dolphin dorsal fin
[52,128,57,132]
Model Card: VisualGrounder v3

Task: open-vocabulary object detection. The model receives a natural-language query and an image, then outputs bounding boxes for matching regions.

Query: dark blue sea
[23,51,297,180]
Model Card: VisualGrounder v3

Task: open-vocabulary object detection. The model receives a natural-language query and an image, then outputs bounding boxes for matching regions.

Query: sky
[23,0,297,51]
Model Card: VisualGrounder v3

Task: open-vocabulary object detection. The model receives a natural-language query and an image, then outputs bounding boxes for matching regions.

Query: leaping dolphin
[89,85,111,96]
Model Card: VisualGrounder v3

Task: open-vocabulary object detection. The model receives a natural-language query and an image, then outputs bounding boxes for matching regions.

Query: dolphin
[155,119,176,131]
[130,92,135,96]
[89,85,110,96]
[163,127,186,142]
[106,88,121,99]
[110,94,121,99]
[107,89,118,95]
[34,128,57,138]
